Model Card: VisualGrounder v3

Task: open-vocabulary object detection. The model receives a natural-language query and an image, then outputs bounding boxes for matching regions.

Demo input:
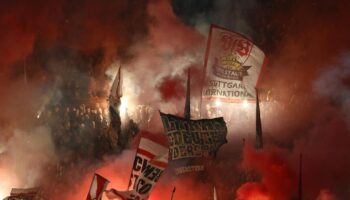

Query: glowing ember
[36,112,41,119]
[242,99,249,109]
[215,99,222,107]
[0,168,19,199]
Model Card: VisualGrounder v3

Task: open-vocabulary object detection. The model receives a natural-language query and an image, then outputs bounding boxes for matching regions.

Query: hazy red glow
[1,0,350,199]
[236,183,271,200]
[158,76,186,101]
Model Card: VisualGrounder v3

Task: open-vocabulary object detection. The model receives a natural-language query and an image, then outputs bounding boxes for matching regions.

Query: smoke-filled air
[0,0,350,199]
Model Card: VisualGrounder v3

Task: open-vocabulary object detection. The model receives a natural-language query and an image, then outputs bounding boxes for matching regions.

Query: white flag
[127,137,169,200]
[106,143,169,200]
[202,24,267,102]
[109,65,123,112]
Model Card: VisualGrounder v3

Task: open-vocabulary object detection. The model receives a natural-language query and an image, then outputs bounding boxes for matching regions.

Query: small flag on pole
[298,153,303,200]
[109,65,123,113]
[202,24,267,103]
[213,186,218,200]
[184,69,191,119]
[86,173,110,200]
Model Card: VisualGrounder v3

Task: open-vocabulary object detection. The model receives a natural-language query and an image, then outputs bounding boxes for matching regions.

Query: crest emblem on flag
[212,32,253,81]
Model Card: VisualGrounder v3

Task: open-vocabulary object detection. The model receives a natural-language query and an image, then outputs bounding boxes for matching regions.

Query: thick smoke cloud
[0,126,56,196]
[0,0,150,197]
[1,0,350,199]
[171,0,350,199]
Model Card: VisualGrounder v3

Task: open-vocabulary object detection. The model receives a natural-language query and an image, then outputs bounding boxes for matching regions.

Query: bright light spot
[215,99,222,107]
[119,98,128,117]
[0,168,17,199]
[0,188,9,199]
[0,189,6,199]
[0,145,5,155]
[242,100,249,109]
[36,111,41,119]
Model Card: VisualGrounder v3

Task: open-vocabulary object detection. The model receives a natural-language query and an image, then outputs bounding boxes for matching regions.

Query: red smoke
[236,110,350,199]
[251,1,350,199]
[1,0,350,199]
[63,151,134,200]
[238,145,296,199]
[0,0,60,73]
[236,183,271,200]
[316,189,338,200]
[158,76,186,101]
[0,0,150,79]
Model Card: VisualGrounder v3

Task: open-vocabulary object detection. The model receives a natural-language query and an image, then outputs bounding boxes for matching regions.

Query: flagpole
[170,187,176,200]
[184,69,191,120]
[255,87,263,149]
[118,64,122,98]
[23,58,28,85]
[298,153,303,200]
[199,24,214,118]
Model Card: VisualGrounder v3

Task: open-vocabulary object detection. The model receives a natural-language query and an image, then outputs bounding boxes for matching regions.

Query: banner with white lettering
[128,137,168,200]
[202,24,267,102]
[160,112,227,164]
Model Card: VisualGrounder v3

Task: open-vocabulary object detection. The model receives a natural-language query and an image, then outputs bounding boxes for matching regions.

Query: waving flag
[127,137,169,200]
[160,112,227,174]
[86,173,110,200]
[109,65,123,113]
[160,112,227,160]
[202,24,267,102]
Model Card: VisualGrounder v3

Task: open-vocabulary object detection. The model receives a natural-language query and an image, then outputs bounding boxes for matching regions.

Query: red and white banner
[86,173,110,200]
[105,188,136,200]
[127,137,169,200]
[202,24,267,102]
